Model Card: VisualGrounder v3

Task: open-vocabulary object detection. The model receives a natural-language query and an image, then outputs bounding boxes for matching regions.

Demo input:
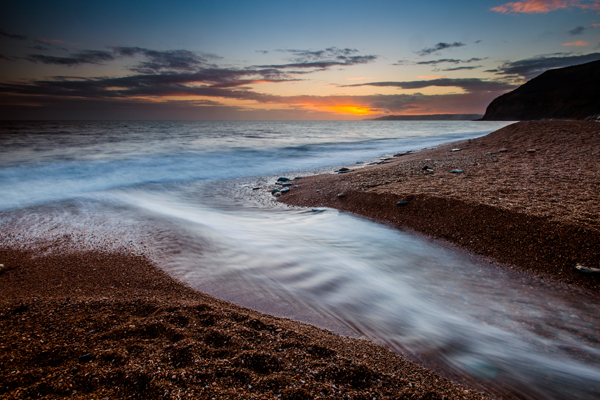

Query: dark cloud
[494,52,600,79]
[113,47,217,72]
[0,28,28,40]
[440,65,482,71]
[27,50,116,66]
[416,57,483,65]
[568,26,586,35]
[0,54,14,61]
[343,78,516,93]
[258,47,377,70]
[416,42,465,56]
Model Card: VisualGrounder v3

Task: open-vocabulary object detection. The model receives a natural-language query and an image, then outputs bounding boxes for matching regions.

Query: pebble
[280,187,290,193]
[451,148,461,152]
[252,187,260,190]
[396,201,409,206]
[337,194,347,197]
[277,177,290,182]
[293,185,299,188]
[451,169,463,173]
[281,183,292,187]
[527,149,536,153]
[271,189,281,195]
[499,148,508,152]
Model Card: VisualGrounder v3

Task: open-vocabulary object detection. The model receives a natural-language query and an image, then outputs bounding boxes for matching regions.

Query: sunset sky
[1,0,600,120]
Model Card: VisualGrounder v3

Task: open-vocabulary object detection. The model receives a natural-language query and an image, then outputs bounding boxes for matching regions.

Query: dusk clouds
[491,0,600,14]
[492,52,600,78]
[415,42,466,56]
[2,0,599,119]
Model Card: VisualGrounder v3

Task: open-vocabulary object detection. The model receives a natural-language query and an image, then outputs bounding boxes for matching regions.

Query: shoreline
[279,121,600,294]
[0,248,489,399]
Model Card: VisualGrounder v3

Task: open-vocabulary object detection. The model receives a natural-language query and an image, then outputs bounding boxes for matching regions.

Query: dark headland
[481,59,600,121]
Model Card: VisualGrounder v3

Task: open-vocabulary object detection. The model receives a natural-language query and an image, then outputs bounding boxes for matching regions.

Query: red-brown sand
[280,121,600,293]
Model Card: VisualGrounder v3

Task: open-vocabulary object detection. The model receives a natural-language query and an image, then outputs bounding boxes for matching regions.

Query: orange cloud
[562,40,590,45]
[492,0,600,14]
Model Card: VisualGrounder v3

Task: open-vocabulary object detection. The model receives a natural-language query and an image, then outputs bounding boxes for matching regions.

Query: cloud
[416,58,483,65]
[562,40,589,46]
[0,28,28,40]
[415,42,465,56]
[568,26,586,35]
[493,52,600,78]
[113,47,218,72]
[491,0,600,14]
[0,54,14,61]
[343,78,516,93]
[440,66,482,71]
[257,47,377,70]
[27,50,117,66]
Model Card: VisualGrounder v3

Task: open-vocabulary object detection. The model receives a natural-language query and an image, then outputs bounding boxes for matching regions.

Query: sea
[1,120,600,399]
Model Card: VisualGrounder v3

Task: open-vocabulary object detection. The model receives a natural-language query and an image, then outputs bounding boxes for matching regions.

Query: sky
[1,0,599,120]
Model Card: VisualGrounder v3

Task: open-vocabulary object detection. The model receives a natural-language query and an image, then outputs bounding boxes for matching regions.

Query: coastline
[280,121,600,294]
[2,120,598,399]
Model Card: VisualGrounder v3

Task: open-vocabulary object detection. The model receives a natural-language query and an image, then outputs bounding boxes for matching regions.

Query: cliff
[481,59,600,121]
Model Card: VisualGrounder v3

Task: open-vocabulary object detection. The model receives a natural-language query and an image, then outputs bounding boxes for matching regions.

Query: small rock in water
[281,182,292,187]
[280,187,290,193]
[294,176,302,180]
[396,201,409,206]
[271,188,281,195]
[338,167,350,171]
[451,148,461,152]
[393,151,412,157]
[277,177,290,182]
[451,169,463,173]
[252,187,261,190]
[311,209,325,213]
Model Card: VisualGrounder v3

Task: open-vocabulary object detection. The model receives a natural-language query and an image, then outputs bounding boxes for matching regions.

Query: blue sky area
[1,0,599,119]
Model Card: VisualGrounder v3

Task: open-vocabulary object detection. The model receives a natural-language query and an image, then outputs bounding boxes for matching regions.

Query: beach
[2,120,600,399]
[280,121,600,293]
[0,248,486,399]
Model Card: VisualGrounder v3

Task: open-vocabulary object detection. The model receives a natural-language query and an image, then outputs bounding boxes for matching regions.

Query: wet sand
[280,121,600,293]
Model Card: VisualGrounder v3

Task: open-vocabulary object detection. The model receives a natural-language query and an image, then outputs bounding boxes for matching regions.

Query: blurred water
[2,120,600,399]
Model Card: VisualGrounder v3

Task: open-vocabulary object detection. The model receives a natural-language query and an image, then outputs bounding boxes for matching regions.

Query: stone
[280,187,290,193]
[252,187,261,190]
[281,182,292,187]
[499,148,508,153]
[527,149,536,153]
[293,185,299,188]
[451,148,461,152]
[337,194,347,197]
[575,264,600,274]
[338,167,350,172]
[277,177,290,182]
[451,169,463,173]
[422,165,432,170]
[271,188,281,195]
[396,201,409,206]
